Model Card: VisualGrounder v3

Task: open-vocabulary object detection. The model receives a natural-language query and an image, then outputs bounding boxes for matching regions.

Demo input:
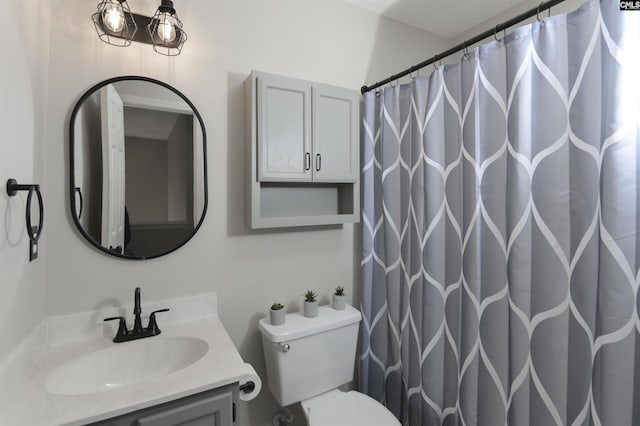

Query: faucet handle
[104,316,128,340]
[147,308,170,335]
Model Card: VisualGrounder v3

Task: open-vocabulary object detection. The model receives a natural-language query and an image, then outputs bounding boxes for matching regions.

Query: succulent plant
[271,303,284,310]
[304,290,318,303]
[334,286,345,296]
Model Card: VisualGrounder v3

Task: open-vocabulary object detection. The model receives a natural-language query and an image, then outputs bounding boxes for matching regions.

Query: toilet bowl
[258,303,400,426]
[301,389,400,426]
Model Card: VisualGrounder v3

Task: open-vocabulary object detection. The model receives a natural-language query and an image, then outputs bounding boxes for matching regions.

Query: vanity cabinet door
[89,386,235,426]
[311,84,359,183]
[257,74,312,182]
[136,390,232,426]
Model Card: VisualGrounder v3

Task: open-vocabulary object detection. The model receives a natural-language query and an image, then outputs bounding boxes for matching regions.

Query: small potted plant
[270,303,286,326]
[332,286,346,310]
[303,290,318,318]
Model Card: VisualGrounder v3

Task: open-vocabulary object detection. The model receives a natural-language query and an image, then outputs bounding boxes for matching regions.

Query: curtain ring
[409,69,418,80]
[375,89,380,97]
[462,42,469,60]
[537,3,546,25]
[433,57,442,71]
[494,24,503,42]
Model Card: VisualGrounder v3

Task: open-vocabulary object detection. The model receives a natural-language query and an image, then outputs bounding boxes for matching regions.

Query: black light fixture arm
[6,178,44,262]
[360,0,566,94]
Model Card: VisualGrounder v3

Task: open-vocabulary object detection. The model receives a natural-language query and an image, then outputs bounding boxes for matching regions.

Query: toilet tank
[258,304,362,407]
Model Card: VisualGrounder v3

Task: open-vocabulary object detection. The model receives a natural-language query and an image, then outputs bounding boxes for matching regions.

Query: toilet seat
[301,389,401,426]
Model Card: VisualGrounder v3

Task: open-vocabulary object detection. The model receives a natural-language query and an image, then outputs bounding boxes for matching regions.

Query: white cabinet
[257,74,358,184]
[246,71,360,229]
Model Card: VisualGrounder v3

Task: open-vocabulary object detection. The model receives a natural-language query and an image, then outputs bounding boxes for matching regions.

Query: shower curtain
[359,1,640,425]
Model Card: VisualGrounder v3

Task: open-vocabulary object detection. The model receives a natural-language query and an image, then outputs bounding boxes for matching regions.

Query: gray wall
[167,114,193,223]
[126,136,169,224]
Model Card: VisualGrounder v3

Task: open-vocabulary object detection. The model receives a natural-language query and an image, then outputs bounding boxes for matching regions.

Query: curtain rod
[361,0,567,94]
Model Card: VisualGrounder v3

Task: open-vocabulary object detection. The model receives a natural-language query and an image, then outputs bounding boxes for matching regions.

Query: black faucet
[104,287,170,343]
[133,287,143,333]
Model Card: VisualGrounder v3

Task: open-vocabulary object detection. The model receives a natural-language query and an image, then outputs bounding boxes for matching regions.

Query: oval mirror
[69,76,207,259]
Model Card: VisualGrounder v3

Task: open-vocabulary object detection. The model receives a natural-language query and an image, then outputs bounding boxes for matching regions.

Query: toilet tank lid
[258,304,362,343]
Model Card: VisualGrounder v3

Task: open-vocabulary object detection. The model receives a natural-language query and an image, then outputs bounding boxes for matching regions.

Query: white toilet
[258,303,401,426]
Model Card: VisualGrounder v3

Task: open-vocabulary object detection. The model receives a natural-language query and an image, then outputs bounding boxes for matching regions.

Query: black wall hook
[6,178,44,262]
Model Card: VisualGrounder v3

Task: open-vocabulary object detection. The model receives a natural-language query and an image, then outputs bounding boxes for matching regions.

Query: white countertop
[0,293,253,426]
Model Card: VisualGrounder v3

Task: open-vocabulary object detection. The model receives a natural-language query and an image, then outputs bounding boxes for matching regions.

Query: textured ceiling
[343,0,538,39]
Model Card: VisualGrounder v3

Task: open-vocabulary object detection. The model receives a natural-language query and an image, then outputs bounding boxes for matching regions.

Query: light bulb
[103,2,125,33]
[157,14,176,42]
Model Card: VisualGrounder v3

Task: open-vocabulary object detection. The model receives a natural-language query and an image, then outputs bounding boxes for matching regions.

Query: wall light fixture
[92,0,187,56]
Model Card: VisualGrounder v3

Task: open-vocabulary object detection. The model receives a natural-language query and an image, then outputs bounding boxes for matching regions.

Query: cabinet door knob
[305,152,311,171]
[315,153,321,172]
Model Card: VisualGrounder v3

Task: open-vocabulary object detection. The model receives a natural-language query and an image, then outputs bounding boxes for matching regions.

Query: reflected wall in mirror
[70,76,207,259]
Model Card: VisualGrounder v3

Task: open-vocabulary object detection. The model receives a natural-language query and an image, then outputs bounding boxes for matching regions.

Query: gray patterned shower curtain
[359,1,640,425]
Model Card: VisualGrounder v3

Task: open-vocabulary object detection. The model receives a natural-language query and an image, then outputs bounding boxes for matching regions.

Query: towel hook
[6,178,44,261]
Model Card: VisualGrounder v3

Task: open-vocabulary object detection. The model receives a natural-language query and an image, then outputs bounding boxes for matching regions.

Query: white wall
[452,0,586,48]
[0,0,50,364]
[39,1,448,424]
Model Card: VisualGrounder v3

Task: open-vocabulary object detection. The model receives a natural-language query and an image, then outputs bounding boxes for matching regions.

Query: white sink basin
[45,336,209,395]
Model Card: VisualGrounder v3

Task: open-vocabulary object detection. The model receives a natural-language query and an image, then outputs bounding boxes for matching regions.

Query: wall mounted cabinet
[246,71,360,228]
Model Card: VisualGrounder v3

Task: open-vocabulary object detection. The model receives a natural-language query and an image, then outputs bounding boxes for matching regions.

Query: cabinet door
[135,390,232,426]
[257,75,312,182]
[89,387,234,426]
[312,84,359,183]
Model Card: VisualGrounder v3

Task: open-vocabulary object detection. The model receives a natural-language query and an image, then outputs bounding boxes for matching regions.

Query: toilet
[258,303,400,426]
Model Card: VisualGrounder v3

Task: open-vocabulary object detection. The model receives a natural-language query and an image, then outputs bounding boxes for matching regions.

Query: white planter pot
[332,294,346,310]
[270,308,286,325]
[303,301,318,318]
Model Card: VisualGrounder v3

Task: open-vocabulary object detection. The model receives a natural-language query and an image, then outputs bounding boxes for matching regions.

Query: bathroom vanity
[0,293,256,425]
[89,384,236,425]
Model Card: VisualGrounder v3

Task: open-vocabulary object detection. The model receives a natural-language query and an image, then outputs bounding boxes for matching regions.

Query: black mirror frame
[69,75,208,260]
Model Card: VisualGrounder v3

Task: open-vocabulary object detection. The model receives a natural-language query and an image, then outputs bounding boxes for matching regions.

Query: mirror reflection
[70,77,207,259]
